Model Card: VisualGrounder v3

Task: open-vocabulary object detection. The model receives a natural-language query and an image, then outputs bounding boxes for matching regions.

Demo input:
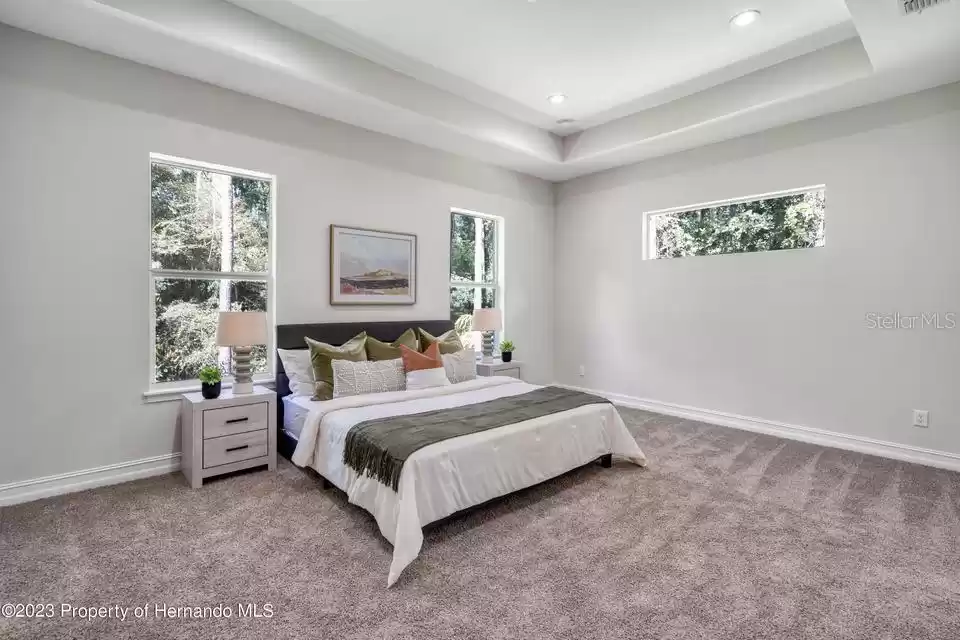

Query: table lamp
[216,311,267,394]
[471,308,502,363]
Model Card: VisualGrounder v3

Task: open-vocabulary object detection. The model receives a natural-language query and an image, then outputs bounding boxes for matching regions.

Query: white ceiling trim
[565,39,873,163]
[0,0,565,177]
[228,0,556,131]
[0,0,958,181]
[275,0,855,125]
[577,22,861,131]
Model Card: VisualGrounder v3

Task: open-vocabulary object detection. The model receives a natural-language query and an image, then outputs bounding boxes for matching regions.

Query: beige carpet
[2,407,960,639]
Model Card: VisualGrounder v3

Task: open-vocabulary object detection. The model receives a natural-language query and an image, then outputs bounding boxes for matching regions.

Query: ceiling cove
[0,0,957,180]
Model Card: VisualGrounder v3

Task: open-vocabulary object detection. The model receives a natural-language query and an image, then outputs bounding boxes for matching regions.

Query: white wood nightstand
[180,385,277,488]
[476,359,523,380]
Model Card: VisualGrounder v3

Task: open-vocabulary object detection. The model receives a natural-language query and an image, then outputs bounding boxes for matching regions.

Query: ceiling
[280,0,855,131]
[0,0,958,181]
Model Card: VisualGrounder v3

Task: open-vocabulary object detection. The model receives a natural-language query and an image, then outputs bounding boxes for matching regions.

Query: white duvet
[291,377,647,586]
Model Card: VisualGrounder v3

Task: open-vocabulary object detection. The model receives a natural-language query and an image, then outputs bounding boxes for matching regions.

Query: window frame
[449,207,504,348]
[641,185,826,261]
[146,153,276,397]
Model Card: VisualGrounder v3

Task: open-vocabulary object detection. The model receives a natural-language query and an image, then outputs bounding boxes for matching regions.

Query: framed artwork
[330,225,417,305]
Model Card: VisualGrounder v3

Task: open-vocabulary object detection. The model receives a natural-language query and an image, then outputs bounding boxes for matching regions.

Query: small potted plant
[199,365,222,399]
[499,339,515,363]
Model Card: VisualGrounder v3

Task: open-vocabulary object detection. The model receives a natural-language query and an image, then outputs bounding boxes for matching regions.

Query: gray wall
[3,22,959,495]
[555,82,960,456]
[0,27,555,488]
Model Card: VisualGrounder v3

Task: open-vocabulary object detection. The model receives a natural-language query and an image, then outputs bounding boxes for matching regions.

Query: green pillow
[305,332,367,400]
[366,328,419,361]
[417,328,462,355]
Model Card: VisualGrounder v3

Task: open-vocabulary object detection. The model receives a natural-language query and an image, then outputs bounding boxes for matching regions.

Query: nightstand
[476,359,523,380]
[180,386,277,488]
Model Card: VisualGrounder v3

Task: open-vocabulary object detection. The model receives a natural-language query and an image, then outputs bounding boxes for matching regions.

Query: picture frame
[330,225,417,305]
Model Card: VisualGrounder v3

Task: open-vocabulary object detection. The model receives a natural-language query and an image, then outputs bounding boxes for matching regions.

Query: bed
[276,321,647,586]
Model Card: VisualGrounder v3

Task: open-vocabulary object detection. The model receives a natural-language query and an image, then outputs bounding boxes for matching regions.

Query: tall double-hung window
[149,154,274,390]
[449,209,501,350]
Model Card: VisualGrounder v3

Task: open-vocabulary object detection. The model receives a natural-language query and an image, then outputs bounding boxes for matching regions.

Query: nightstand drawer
[203,403,269,439]
[476,360,523,381]
[203,430,268,468]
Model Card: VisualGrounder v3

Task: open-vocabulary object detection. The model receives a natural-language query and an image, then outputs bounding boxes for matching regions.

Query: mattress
[282,394,315,440]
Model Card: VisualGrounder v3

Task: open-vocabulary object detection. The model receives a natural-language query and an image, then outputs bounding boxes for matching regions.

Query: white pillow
[278,348,315,397]
[406,367,451,391]
[332,358,405,398]
[442,348,477,384]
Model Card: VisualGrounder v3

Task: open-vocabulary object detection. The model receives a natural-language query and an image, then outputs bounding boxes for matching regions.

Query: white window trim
[641,185,826,261]
[449,208,504,352]
[145,154,276,402]
[142,375,276,404]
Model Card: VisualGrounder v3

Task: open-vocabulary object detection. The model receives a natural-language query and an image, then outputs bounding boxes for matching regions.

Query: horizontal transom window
[644,186,826,260]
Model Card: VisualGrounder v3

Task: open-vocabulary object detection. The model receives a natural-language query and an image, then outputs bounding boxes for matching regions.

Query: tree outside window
[150,157,273,385]
[449,211,499,351]
[650,188,825,260]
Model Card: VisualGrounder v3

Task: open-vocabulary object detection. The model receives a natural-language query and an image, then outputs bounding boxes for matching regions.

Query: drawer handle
[225,417,249,424]
[225,445,249,453]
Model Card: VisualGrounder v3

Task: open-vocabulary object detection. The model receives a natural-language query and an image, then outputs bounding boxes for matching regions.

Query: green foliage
[151,165,270,272]
[449,213,498,351]
[155,288,220,381]
[449,287,495,324]
[151,163,270,383]
[499,339,515,353]
[450,213,495,284]
[198,365,222,384]
[655,191,825,259]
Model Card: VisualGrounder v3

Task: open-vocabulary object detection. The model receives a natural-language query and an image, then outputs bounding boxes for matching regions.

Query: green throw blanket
[343,386,612,490]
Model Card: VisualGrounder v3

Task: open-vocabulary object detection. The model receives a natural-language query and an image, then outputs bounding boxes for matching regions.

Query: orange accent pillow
[400,343,442,372]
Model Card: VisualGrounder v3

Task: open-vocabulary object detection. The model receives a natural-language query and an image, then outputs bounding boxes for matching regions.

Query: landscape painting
[330,225,417,305]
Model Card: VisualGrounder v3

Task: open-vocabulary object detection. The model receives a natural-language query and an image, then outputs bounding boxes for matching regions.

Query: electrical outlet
[578,365,585,377]
[913,410,930,428]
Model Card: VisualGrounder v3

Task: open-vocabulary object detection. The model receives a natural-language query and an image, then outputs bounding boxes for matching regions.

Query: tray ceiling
[0,0,958,181]
[280,0,854,128]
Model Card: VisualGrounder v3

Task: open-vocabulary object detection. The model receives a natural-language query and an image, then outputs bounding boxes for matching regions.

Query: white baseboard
[0,453,182,507]
[5,385,958,507]
[557,383,960,473]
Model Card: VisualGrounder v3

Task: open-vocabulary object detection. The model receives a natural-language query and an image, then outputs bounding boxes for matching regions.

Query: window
[644,186,825,260]
[449,209,500,351]
[149,154,274,389]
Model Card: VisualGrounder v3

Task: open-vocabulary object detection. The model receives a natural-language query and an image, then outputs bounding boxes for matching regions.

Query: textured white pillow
[405,367,451,391]
[277,348,315,397]
[442,348,477,384]
[332,358,405,398]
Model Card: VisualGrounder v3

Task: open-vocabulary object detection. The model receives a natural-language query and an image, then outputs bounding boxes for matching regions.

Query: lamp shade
[216,311,267,347]
[472,308,502,332]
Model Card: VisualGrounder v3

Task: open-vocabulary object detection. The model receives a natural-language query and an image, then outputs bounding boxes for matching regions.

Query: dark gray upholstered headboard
[275,319,454,410]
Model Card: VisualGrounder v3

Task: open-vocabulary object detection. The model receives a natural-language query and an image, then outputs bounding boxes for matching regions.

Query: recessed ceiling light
[556,119,575,125]
[730,9,761,27]
[547,93,567,105]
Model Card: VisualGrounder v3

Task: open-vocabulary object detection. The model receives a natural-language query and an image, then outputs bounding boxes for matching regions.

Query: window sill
[143,375,275,404]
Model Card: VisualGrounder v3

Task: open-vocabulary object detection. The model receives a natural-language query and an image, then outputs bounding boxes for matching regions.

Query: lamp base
[232,381,254,395]
[232,346,254,394]
[481,332,495,363]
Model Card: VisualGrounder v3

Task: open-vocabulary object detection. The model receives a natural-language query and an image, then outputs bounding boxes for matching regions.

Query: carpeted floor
[3,408,960,639]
